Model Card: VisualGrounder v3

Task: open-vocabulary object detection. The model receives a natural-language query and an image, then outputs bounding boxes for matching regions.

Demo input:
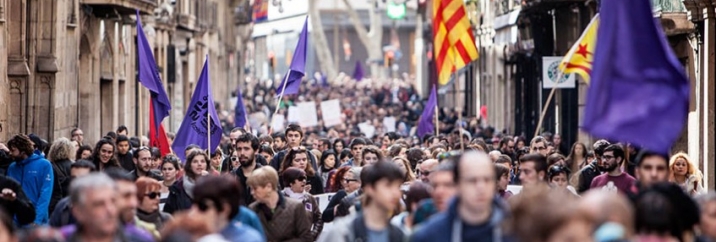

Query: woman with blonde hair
[669,152,705,196]
[47,137,75,214]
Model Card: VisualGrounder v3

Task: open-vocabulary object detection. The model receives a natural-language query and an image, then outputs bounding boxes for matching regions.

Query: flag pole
[434,100,439,137]
[270,69,292,134]
[533,70,562,139]
[206,56,211,156]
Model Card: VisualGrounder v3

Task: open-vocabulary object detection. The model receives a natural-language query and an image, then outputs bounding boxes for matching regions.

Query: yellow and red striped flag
[559,14,599,84]
[433,0,479,85]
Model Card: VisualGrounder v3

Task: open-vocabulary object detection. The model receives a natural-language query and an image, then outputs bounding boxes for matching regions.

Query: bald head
[488,150,502,162]
[419,159,439,183]
[455,151,495,212]
[579,190,634,238]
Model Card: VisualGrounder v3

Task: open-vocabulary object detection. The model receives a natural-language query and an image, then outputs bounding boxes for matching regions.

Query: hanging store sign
[542,56,576,89]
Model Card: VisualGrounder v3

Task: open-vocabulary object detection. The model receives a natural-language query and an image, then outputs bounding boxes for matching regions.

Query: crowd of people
[0,119,713,242]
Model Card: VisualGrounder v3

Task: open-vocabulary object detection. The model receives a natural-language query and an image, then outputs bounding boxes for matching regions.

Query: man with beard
[576,139,610,193]
[234,133,265,205]
[128,147,163,181]
[6,134,54,225]
[589,145,636,194]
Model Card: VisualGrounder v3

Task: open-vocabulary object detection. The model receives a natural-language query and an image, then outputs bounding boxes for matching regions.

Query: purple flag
[171,57,223,161]
[276,17,308,96]
[583,0,690,154]
[417,85,438,138]
[352,61,364,81]
[235,86,247,128]
[137,10,171,134]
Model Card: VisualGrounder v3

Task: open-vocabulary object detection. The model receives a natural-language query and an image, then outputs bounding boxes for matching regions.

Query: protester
[279,146,324,195]
[164,150,209,214]
[136,177,173,232]
[411,152,508,242]
[590,145,636,194]
[633,182,700,242]
[343,138,367,167]
[392,156,416,184]
[518,153,548,188]
[360,146,383,166]
[391,181,431,236]
[495,164,513,200]
[159,155,180,211]
[75,145,92,161]
[417,159,438,183]
[116,135,135,171]
[317,149,337,188]
[565,142,588,180]
[233,133,266,205]
[668,152,705,196]
[319,160,406,242]
[0,173,36,226]
[507,184,592,242]
[529,136,549,156]
[47,137,74,214]
[248,166,312,242]
[695,192,716,241]
[271,124,318,172]
[91,138,121,172]
[576,140,610,193]
[49,160,95,228]
[280,167,323,240]
[63,173,152,241]
[632,150,670,194]
[322,167,362,223]
[6,134,54,225]
[193,175,264,242]
[130,147,164,181]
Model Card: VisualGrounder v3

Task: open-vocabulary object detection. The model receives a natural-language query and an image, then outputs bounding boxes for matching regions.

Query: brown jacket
[280,190,324,240]
[250,192,312,242]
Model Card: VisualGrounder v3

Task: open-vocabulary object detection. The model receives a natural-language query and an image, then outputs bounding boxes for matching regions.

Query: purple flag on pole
[137,10,171,133]
[352,61,364,81]
[583,0,690,154]
[235,86,247,128]
[417,85,438,138]
[171,57,224,161]
[276,17,308,95]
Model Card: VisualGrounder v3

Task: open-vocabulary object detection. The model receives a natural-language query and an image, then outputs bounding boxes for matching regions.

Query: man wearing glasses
[529,136,550,156]
[71,128,84,145]
[589,145,636,194]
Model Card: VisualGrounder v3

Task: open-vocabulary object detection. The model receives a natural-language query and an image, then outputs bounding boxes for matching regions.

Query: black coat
[49,159,72,214]
[234,162,263,205]
[0,175,36,226]
[577,161,602,193]
[163,178,193,215]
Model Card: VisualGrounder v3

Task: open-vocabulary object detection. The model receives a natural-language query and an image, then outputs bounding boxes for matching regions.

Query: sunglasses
[343,178,358,183]
[145,192,161,199]
[548,165,571,177]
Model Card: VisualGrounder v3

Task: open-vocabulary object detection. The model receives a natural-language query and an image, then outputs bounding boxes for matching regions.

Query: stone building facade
[0,0,241,145]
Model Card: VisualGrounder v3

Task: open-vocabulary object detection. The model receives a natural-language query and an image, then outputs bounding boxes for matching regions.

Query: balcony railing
[80,0,158,14]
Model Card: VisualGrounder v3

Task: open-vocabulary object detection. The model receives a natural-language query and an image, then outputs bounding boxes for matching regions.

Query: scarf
[183,176,196,199]
[136,209,163,229]
[282,187,305,200]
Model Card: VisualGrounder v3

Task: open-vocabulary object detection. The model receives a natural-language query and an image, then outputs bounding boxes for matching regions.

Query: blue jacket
[7,153,54,225]
[232,206,266,241]
[220,223,264,242]
[410,196,508,242]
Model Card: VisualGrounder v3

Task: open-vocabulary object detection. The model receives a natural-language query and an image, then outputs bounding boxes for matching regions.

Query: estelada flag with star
[559,14,599,84]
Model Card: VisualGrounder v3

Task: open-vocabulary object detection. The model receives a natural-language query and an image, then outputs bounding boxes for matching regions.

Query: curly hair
[669,152,701,181]
[7,134,34,156]
[48,137,75,163]
[92,139,121,170]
